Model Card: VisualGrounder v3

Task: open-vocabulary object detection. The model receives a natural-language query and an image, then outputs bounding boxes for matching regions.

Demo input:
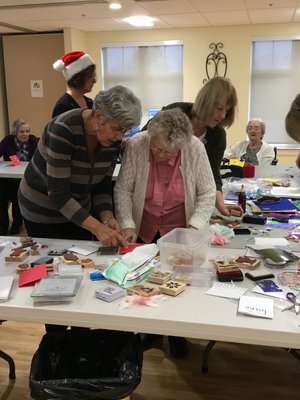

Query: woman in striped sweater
[18,85,141,247]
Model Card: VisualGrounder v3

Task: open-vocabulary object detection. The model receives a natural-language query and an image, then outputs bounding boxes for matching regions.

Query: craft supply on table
[95,285,125,302]
[238,184,246,213]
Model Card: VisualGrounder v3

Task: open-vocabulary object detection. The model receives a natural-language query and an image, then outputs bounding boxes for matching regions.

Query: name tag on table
[238,295,273,319]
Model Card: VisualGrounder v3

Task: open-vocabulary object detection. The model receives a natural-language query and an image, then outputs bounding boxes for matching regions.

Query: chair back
[271,147,278,165]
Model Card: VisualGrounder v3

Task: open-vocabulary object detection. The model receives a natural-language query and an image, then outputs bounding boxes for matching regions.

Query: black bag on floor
[29,329,143,400]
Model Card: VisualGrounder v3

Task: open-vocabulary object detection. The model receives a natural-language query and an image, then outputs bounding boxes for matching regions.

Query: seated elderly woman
[0,118,39,235]
[114,108,216,358]
[225,118,275,166]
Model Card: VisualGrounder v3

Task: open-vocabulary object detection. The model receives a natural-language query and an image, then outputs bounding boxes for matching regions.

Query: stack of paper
[206,282,248,300]
[0,276,14,302]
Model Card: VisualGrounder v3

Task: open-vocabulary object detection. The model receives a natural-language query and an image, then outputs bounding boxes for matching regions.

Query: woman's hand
[105,217,121,233]
[81,215,127,247]
[221,204,244,217]
[215,191,244,217]
[93,222,127,247]
[122,228,137,243]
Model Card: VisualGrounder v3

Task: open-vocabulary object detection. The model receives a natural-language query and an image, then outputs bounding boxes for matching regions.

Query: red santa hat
[53,51,95,81]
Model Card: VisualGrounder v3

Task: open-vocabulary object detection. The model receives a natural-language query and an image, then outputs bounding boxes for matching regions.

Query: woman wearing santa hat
[52,50,96,117]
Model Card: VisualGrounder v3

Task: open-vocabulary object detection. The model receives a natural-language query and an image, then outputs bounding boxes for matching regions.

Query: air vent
[0,1,109,11]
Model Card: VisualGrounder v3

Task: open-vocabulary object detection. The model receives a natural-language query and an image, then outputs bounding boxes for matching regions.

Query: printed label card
[238,295,273,319]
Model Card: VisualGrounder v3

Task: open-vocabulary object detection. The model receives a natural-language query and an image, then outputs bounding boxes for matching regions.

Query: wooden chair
[0,321,16,379]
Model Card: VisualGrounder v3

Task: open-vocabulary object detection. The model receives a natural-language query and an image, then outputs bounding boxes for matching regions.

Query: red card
[19,264,48,287]
[119,243,144,255]
[9,155,21,166]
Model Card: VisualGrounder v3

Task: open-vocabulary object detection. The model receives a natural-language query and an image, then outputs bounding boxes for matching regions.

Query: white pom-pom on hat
[53,59,65,72]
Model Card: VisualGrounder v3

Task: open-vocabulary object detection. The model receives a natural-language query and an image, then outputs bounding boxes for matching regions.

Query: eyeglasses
[150,144,179,158]
[108,122,127,137]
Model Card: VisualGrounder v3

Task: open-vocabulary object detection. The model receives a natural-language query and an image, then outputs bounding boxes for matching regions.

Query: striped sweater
[19,109,118,226]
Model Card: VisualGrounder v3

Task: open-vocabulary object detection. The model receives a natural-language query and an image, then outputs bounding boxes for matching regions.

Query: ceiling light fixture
[123,16,155,27]
[109,2,122,9]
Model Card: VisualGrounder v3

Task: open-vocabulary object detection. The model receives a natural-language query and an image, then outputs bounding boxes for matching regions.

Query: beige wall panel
[3,33,66,137]
[85,23,300,165]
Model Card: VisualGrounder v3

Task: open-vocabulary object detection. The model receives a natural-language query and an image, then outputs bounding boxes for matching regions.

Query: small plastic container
[157,228,211,272]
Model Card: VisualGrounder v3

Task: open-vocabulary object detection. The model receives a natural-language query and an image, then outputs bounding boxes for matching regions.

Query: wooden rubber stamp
[233,256,260,270]
[147,270,172,284]
[127,284,161,297]
[5,248,29,262]
[159,280,186,296]
[60,252,80,265]
[81,258,95,268]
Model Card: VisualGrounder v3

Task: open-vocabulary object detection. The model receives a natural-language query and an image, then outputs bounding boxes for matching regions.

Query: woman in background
[142,77,241,217]
[0,119,39,235]
[52,50,96,117]
[225,118,274,165]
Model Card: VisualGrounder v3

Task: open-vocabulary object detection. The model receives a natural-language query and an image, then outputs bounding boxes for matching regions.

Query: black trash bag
[30,329,143,400]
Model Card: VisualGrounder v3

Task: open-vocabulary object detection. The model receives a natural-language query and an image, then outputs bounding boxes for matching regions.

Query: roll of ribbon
[243,164,255,178]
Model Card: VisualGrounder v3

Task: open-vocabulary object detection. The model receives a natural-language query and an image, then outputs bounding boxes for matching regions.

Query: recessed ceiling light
[123,16,155,27]
[109,2,122,10]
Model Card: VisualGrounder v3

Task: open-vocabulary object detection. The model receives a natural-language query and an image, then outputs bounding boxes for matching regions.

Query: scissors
[282,292,300,315]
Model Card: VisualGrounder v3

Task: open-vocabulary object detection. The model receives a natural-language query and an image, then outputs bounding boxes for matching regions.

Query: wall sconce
[203,42,227,84]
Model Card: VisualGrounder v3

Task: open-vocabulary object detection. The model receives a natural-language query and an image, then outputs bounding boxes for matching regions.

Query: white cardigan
[114,132,216,235]
[225,140,275,166]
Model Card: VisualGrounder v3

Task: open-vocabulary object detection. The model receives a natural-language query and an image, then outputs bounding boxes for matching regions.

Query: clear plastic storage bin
[157,228,211,271]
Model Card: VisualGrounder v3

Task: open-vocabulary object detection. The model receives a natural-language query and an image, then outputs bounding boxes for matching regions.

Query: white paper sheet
[206,282,248,300]
[68,244,99,255]
[254,237,289,246]
[0,276,14,301]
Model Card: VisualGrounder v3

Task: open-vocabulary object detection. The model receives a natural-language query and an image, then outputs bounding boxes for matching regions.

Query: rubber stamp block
[147,270,172,284]
[16,263,31,273]
[167,251,193,269]
[59,252,81,265]
[173,274,192,285]
[20,236,35,247]
[230,209,242,217]
[81,258,95,268]
[30,244,40,256]
[233,256,260,270]
[5,248,29,262]
[127,284,161,297]
[213,260,240,273]
[159,280,186,296]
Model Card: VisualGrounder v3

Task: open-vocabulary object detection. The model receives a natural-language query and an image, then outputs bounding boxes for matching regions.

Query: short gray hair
[247,117,265,136]
[147,108,193,148]
[11,118,30,136]
[93,85,142,130]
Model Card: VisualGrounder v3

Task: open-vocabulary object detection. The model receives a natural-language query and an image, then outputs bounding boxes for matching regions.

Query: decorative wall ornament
[203,42,227,84]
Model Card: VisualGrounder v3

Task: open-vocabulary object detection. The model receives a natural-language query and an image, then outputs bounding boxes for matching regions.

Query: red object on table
[243,164,255,178]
